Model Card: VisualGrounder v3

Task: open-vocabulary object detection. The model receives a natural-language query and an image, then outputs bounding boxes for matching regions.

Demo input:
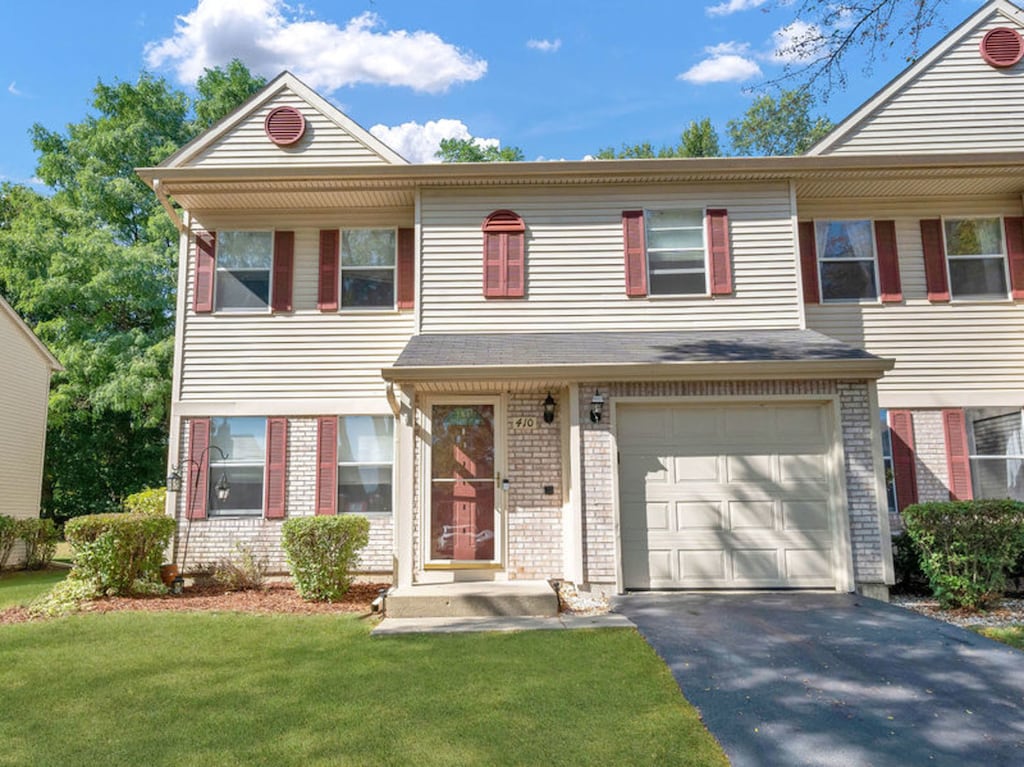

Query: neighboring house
[140,0,1024,601]
[0,294,61,566]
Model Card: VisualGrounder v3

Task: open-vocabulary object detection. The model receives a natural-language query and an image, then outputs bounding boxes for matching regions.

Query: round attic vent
[980,27,1024,68]
[264,106,306,146]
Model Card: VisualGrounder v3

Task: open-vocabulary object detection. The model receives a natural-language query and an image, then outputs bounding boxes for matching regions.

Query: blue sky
[0,0,988,179]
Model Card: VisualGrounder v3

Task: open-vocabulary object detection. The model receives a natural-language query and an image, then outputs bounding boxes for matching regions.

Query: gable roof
[809,0,1024,155]
[0,294,62,371]
[159,71,408,168]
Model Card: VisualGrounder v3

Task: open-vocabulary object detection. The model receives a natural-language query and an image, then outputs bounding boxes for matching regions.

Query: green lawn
[0,612,726,767]
[0,569,67,609]
[976,624,1024,650]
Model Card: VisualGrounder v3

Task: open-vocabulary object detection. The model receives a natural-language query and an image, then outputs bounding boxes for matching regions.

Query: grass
[0,612,726,767]
[975,624,1024,650]
[0,568,67,609]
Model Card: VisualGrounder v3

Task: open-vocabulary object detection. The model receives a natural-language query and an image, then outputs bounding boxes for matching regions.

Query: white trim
[172,398,391,418]
[395,385,415,588]
[868,383,896,586]
[565,384,584,584]
[0,294,61,371]
[879,390,1024,409]
[790,180,808,329]
[414,187,423,335]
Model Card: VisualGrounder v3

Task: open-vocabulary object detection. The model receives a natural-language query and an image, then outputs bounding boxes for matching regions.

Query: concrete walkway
[372,612,633,635]
[614,591,1024,767]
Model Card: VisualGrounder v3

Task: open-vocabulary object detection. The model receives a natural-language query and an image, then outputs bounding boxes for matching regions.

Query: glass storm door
[430,403,497,563]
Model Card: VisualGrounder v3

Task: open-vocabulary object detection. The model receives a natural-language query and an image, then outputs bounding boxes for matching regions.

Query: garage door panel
[681,550,727,582]
[785,548,833,580]
[677,500,724,530]
[726,454,774,482]
[729,500,775,530]
[780,453,828,481]
[783,501,830,531]
[732,549,781,581]
[674,455,720,481]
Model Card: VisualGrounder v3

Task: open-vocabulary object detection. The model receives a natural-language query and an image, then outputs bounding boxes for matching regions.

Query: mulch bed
[0,582,389,625]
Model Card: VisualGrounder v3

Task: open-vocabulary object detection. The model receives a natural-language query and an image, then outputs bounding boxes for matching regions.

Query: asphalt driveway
[613,592,1024,767]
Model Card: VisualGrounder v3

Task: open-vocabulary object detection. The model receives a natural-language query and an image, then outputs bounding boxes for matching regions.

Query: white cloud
[145,0,487,93]
[7,81,22,96]
[706,0,769,17]
[770,20,824,63]
[679,42,762,84]
[526,38,561,53]
[369,119,501,163]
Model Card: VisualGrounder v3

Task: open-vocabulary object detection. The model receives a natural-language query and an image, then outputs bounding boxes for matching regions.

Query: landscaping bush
[27,573,102,618]
[123,487,166,515]
[281,515,369,601]
[0,515,17,570]
[902,500,1024,609]
[18,518,58,570]
[213,543,269,591]
[890,531,930,595]
[65,512,175,595]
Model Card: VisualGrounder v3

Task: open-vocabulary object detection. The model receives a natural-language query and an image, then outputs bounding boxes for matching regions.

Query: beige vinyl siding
[419,183,801,333]
[0,313,51,524]
[825,10,1024,155]
[801,195,1024,407]
[180,210,414,401]
[186,91,393,168]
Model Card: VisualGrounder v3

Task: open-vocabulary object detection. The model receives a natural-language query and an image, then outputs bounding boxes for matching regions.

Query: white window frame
[942,216,1010,301]
[879,409,898,514]
[814,219,881,303]
[214,230,274,313]
[644,208,709,297]
[208,416,267,518]
[965,408,1024,501]
[339,227,398,311]
[337,414,396,516]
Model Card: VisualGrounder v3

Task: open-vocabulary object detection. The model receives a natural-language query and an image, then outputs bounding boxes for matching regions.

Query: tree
[596,118,721,159]
[436,137,525,162]
[0,63,266,521]
[726,90,833,156]
[768,0,948,97]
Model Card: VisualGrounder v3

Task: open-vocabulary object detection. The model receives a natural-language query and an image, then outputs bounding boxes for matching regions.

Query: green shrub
[0,515,18,570]
[18,518,58,570]
[891,531,929,595]
[27,573,102,619]
[902,500,1024,609]
[213,543,269,591]
[123,487,167,515]
[281,515,370,601]
[65,512,175,596]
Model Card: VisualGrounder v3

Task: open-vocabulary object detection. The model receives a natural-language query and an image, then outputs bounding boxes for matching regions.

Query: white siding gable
[813,1,1024,155]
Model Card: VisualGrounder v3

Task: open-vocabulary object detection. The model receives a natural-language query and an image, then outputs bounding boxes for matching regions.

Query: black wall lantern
[590,390,605,423]
[543,392,556,424]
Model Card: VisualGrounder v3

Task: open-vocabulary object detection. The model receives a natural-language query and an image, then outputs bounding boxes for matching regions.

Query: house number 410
[512,416,538,430]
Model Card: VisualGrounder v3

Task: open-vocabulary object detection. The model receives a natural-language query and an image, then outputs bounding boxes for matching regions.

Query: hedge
[281,515,370,601]
[65,512,175,595]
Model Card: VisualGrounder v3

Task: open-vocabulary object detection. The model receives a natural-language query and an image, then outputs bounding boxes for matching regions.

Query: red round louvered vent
[264,106,306,146]
[980,27,1024,68]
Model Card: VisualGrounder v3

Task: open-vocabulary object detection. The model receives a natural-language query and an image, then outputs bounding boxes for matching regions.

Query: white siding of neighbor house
[179,210,415,402]
[418,183,802,333]
[800,195,1024,407]
[184,89,394,168]
[0,311,52,530]
[822,9,1024,155]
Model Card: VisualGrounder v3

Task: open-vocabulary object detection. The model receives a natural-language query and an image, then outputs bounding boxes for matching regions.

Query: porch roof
[382,329,894,384]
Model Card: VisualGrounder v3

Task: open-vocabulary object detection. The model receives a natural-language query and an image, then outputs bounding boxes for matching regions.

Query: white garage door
[619,403,838,589]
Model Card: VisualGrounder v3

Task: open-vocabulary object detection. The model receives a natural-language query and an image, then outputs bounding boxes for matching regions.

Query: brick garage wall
[579,379,889,590]
[506,394,563,580]
[174,417,393,575]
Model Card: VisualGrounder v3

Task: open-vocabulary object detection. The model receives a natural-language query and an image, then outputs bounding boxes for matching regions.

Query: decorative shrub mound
[281,515,370,602]
[123,487,167,515]
[902,499,1024,609]
[0,515,17,569]
[64,512,175,596]
[18,518,58,570]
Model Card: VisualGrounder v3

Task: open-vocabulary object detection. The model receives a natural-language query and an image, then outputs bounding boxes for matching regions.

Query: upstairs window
[215,231,273,311]
[944,217,1008,299]
[645,209,707,295]
[341,229,396,309]
[815,220,878,301]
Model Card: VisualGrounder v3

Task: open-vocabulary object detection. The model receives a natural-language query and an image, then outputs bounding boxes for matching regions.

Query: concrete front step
[384,580,559,619]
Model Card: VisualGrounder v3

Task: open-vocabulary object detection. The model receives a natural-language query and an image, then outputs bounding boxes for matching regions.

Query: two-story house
[141,0,1024,604]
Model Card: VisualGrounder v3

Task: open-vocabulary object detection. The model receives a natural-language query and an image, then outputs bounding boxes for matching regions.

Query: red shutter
[482,231,506,298]
[875,220,902,303]
[264,417,288,519]
[186,418,210,520]
[706,209,732,296]
[271,231,294,312]
[920,219,950,302]
[1003,216,1024,299]
[942,409,974,501]
[798,221,820,304]
[315,417,338,516]
[505,232,525,297]
[396,227,415,309]
[623,210,647,297]
[193,231,216,313]
[318,230,339,311]
[888,410,918,511]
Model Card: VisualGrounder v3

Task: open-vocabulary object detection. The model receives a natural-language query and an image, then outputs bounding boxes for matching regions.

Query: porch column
[395,386,416,588]
[563,383,584,583]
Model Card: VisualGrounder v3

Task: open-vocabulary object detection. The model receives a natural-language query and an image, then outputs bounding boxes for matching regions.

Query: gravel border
[891,595,1024,628]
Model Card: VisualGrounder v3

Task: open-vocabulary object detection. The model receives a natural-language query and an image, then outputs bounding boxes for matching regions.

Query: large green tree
[726,90,833,156]
[435,137,524,162]
[0,61,265,521]
[596,118,721,159]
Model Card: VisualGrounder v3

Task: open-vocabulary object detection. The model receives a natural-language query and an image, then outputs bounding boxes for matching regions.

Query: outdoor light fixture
[215,473,231,502]
[543,392,556,424]
[590,390,605,423]
[166,467,183,494]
